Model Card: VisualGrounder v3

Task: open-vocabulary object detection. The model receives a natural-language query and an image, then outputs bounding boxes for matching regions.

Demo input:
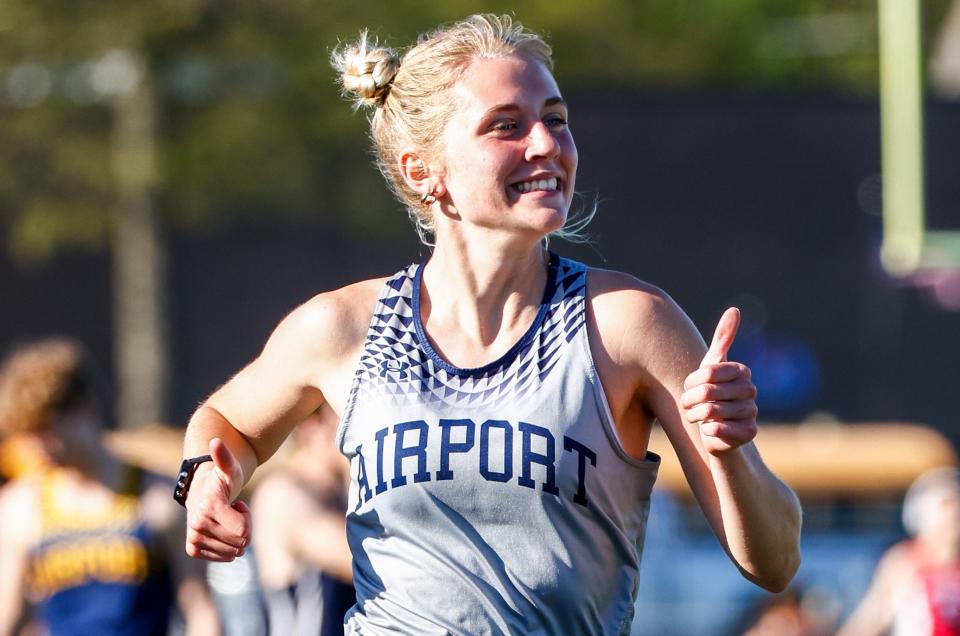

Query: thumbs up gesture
[680,308,759,455]
[184,438,252,561]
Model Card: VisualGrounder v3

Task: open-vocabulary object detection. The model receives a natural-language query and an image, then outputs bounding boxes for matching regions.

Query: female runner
[179,14,801,635]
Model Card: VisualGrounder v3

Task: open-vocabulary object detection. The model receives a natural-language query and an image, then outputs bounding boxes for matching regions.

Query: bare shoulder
[249,276,390,395]
[586,268,676,325]
[204,275,391,425]
[876,541,917,574]
[585,267,704,371]
[0,478,40,545]
[0,478,37,516]
[272,277,388,360]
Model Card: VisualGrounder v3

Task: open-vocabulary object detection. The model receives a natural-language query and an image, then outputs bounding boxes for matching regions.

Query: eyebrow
[482,96,567,116]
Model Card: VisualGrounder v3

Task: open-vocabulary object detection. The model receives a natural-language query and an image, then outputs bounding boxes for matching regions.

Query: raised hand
[184,438,251,562]
[680,307,759,455]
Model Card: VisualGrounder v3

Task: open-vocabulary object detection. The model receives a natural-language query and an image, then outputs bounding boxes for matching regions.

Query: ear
[399,150,444,199]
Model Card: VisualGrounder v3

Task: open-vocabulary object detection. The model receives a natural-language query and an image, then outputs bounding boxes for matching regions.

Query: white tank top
[337,254,660,635]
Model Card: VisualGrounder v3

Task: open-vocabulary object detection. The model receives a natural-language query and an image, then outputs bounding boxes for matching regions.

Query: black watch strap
[173,454,213,507]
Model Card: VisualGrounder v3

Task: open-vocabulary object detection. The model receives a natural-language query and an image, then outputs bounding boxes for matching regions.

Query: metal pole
[878,0,926,275]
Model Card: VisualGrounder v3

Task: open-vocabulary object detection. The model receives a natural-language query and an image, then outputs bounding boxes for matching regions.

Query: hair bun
[332,31,401,109]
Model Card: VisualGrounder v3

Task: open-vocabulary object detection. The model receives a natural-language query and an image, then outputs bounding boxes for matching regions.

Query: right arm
[0,482,34,636]
[252,471,354,587]
[587,270,801,592]
[182,282,378,562]
[836,542,911,636]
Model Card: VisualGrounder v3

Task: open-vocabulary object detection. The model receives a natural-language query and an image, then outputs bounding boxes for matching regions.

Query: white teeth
[514,177,559,193]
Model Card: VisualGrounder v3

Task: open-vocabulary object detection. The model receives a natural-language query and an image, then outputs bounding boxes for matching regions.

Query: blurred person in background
[252,409,354,636]
[734,585,840,636]
[0,338,220,636]
[837,467,960,635]
[178,14,801,634]
[0,432,51,483]
[0,422,51,635]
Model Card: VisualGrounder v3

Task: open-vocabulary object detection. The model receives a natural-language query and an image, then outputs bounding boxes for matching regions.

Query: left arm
[590,272,801,592]
[0,482,31,636]
[676,307,801,591]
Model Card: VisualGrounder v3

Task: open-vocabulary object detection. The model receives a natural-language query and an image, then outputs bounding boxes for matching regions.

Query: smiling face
[433,55,578,241]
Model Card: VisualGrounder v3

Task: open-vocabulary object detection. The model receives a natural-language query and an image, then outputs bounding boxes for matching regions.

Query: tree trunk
[109,54,167,428]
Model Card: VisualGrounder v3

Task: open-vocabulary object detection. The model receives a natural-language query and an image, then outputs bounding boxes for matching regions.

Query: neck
[420,235,550,362]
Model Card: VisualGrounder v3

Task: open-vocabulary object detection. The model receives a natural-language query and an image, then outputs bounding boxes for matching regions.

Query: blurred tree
[0,0,954,427]
[0,1,200,429]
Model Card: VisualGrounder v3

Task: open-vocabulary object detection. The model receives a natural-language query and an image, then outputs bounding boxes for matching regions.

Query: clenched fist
[681,307,759,455]
[184,438,251,562]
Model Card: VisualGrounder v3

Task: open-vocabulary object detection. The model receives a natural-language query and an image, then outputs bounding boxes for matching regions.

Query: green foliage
[0,0,955,262]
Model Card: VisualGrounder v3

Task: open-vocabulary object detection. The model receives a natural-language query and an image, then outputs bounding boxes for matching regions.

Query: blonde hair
[0,338,89,435]
[332,14,592,245]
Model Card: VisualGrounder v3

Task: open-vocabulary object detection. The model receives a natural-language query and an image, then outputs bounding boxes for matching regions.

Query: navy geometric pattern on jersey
[337,253,661,636]
[344,253,584,414]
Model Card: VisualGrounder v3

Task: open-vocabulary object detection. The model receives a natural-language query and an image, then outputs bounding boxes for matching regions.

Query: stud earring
[420,191,437,206]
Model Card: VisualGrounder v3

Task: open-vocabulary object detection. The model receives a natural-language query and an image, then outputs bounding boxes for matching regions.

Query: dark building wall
[1,94,957,444]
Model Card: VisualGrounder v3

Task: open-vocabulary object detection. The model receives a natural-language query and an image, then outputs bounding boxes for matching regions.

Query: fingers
[188,492,249,545]
[188,547,245,563]
[684,399,759,424]
[698,419,758,448]
[681,379,757,409]
[683,362,751,391]
[701,307,740,367]
[186,527,248,561]
[185,497,252,562]
[184,456,251,562]
[683,311,759,453]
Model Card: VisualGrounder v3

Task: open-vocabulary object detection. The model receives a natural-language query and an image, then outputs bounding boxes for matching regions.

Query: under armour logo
[379,359,410,380]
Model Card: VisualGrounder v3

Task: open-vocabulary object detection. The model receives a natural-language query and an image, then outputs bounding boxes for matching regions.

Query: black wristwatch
[173,455,213,507]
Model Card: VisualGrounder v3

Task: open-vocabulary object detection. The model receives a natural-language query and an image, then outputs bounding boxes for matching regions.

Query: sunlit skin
[404,56,579,368]
[180,48,801,598]
[436,55,577,242]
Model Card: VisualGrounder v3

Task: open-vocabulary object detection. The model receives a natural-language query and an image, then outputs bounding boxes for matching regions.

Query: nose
[525,121,560,161]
